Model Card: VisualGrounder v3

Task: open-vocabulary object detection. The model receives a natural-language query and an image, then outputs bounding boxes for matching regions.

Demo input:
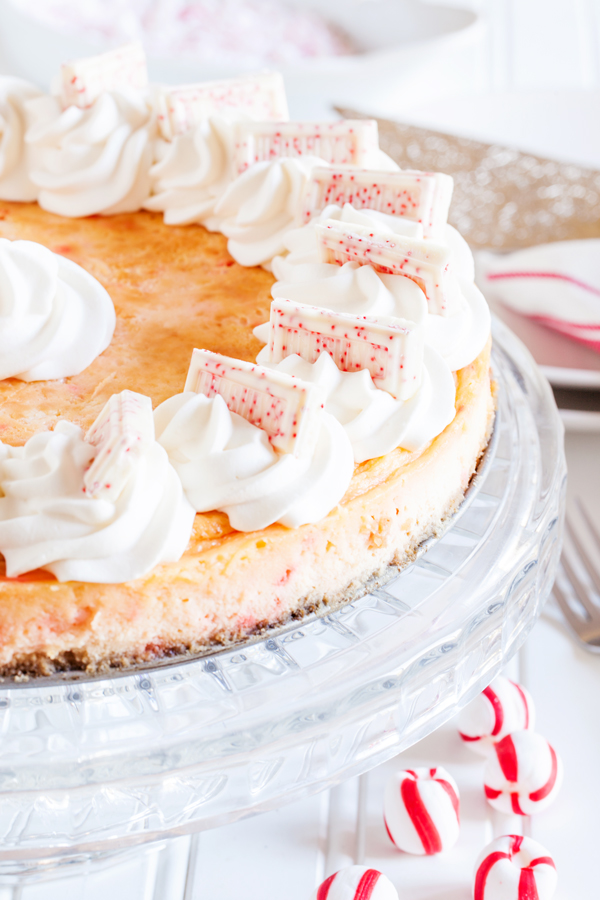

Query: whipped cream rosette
[24,45,154,218]
[215,154,331,269]
[155,350,354,531]
[0,238,115,381]
[0,391,195,582]
[262,348,455,462]
[0,77,42,202]
[145,116,235,230]
[25,89,155,218]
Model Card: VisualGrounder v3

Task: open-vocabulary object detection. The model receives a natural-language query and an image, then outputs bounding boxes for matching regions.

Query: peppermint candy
[383,767,460,855]
[474,835,557,900]
[458,677,535,755]
[484,731,563,815]
[311,867,398,900]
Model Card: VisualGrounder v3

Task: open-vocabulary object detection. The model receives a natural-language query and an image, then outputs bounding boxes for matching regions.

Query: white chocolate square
[301,167,453,238]
[84,391,154,501]
[316,219,456,316]
[156,72,289,140]
[267,298,423,401]
[185,349,325,457]
[60,42,148,109]
[233,120,379,174]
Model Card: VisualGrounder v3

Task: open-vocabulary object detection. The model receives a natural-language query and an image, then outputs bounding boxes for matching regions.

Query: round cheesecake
[0,202,493,676]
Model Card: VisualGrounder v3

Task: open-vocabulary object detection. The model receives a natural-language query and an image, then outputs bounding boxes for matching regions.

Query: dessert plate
[0,318,565,878]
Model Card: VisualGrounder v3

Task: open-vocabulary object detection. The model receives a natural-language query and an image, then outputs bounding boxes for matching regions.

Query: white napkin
[476,239,600,352]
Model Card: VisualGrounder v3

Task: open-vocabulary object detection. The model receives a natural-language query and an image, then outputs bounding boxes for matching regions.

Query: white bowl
[0,0,480,117]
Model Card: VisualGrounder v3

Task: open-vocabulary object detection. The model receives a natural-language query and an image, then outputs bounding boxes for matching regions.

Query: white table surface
[0,1,598,897]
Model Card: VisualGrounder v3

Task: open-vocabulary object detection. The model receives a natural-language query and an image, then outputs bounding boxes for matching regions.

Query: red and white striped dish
[458,676,535,755]
[483,731,563,815]
[383,766,460,855]
[473,835,557,900]
[311,867,398,900]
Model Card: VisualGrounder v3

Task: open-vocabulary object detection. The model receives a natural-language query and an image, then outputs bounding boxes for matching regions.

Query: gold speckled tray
[338,107,600,250]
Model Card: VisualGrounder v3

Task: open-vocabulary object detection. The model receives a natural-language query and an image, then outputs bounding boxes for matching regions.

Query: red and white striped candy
[458,676,535,755]
[383,767,460,855]
[484,731,563,815]
[311,867,398,900]
[473,835,557,900]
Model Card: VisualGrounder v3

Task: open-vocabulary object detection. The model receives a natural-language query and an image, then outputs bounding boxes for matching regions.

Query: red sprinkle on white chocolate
[458,676,535,755]
[232,120,378,173]
[383,767,460,856]
[266,297,422,401]
[301,167,453,238]
[483,731,563,816]
[473,835,557,900]
[60,42,148,109]
[83,390,154,501]
[311,866,398,900]
[185,348,325,458]
[315,219,456,316]
[156,72,289,140]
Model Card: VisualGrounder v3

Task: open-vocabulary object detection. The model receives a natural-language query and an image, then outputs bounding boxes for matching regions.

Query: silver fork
[554,500,600,651]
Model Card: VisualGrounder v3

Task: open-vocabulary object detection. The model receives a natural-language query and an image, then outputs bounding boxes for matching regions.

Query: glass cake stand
[0,319,565,887]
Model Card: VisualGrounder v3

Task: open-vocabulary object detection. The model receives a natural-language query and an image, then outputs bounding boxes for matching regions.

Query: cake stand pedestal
[0,320,565,893]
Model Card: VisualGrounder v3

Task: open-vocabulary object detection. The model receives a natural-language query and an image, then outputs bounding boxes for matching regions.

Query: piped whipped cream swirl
[0,420,195,582]
[258,350,456,463]
[154,391,354,531]
[0,239,115,381]
[0,77,42,202]
[266,203,490,371]
[215,155,328,269]
[144,115,234,230]
[25,88,154,217]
